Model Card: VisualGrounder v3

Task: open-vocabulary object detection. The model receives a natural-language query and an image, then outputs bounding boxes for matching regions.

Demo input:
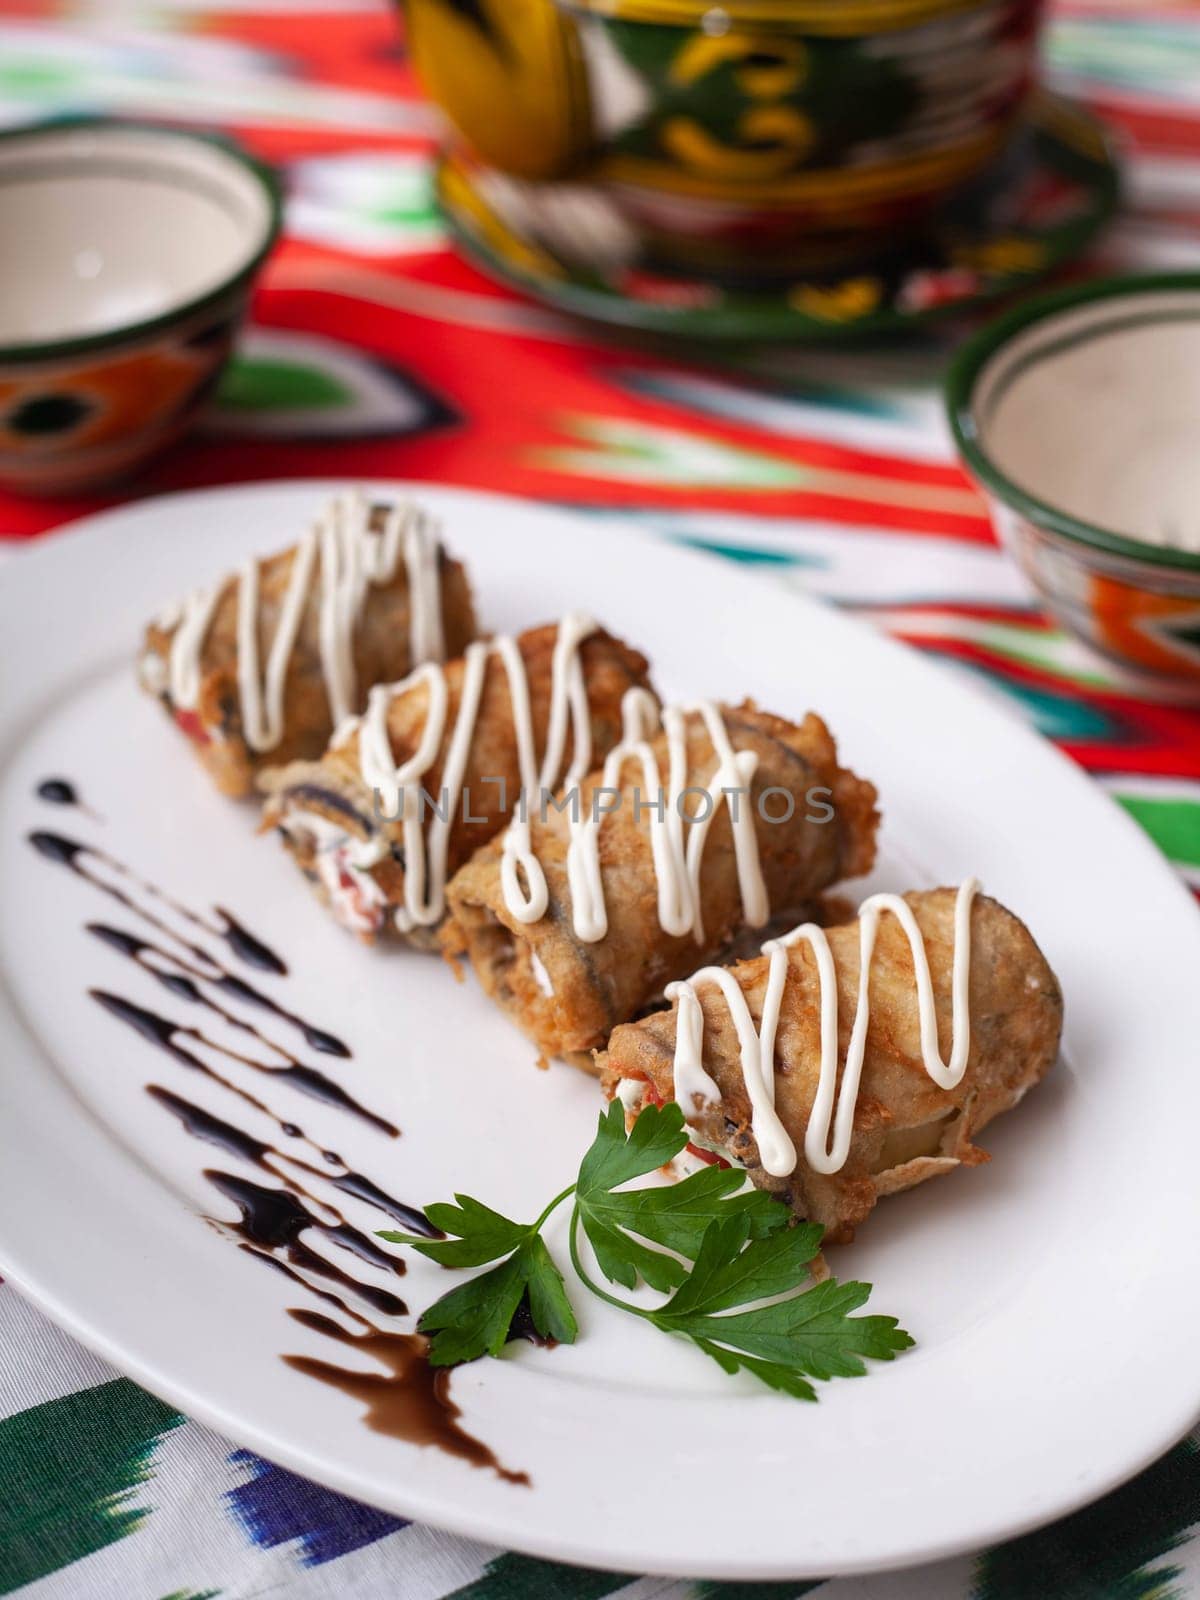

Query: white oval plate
[1,482,1197,1581]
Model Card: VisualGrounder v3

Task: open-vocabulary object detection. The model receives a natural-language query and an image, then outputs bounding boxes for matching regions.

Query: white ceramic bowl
[0,119,280,495]
[948,274,1200,688]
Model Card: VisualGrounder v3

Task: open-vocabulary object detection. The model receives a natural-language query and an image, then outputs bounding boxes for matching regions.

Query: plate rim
[1,478,1198,1581]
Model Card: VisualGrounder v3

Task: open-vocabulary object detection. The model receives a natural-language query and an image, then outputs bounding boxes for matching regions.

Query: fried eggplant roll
[138,492,478,797]
[598,884,1063,1244]
[442,702,879,1068]
[260,617,654,949]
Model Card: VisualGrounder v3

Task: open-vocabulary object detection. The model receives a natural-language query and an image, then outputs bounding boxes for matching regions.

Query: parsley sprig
[380,1101,912,1399]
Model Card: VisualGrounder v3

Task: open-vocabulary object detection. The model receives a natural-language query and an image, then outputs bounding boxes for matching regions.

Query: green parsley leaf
[381,1187,579,1364]
[681,1275,915,1378]
[587,1160,789,1265]
[577,1099,690,1194]
[574,1099,792,1292]
[520,1234,579,1347]
[418,1252,528,1365]
[654,1212,823,1317]
[691,1338,821,1402]
[646,1214,914,1394]
[417,1235,579,1366]
[379,1194,529,1268]
[382,1097,914,1399]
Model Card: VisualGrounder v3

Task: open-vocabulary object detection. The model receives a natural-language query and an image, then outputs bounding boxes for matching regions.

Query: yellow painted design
[566,0,992,37]
[1036,93,1110,162]
[438,160,567,281]
[601,118,1008,204]
[951,236,1047,275]
[662,104,814,180]
[669,33,806,97]
[660,30,811,179]
[788,276,883,320]
[406,0,589,180]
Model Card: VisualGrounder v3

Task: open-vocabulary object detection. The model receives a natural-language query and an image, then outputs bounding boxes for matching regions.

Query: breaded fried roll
[443,701,879,1067]
[139,491,478,797]
[261,615,654,949]
[599,884,1062,1244]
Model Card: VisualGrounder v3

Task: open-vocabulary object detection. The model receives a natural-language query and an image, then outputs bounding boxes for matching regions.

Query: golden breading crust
[260,625,655,949]
[140,512,478,797]
[442,704,879,1067]
[598,888,1062,1244]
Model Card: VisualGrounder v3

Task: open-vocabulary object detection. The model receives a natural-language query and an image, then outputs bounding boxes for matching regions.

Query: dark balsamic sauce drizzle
[239,1245,372,1320]
[28,829,348,1056]
[216,968,349,1059]
[161,1105,517,1476]
[213,909,288,977]
[36,777,107,824]
[28,822,524,1480]
[204,1169,407,1318]
[27,829,299,984]
[37,778,80,807]
[147,1084,433,1234]
[507,1294,559,1350]
[87,925,390,1129]
[285,1309,529,1485]
[91,988,396,1138]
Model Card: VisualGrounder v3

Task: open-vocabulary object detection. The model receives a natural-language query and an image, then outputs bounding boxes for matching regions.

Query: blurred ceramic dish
[404,0,591,181]
[436,94,1118,341]
[405,0,1044,277]
[948,273,1200,689]
[565,0,1045,278]
[0,119,280,496]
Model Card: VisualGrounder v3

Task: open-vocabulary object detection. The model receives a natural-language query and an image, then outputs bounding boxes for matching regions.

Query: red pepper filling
[333,858,384,933]
[174,708,211,747]
[685,1142,731,1169]
[621,1077,732,1170]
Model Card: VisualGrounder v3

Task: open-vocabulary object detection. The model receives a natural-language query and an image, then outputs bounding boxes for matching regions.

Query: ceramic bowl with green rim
[947,273,1200,689]
[0,119,280,496]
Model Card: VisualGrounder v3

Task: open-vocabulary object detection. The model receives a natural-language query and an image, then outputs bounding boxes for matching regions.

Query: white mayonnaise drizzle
[163,491,444,752]
[500,612,603,925]
[555,695,768,946]
[663,878,979,1178]
[355,612,601,933]
[616,1076,647,1114]
[345,615,771,945]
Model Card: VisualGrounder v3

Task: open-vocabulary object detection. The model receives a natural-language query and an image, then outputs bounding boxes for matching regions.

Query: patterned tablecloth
[2,2,1199,1595]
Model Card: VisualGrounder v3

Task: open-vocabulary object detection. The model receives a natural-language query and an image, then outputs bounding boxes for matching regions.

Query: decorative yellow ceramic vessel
[404,0,1046,279]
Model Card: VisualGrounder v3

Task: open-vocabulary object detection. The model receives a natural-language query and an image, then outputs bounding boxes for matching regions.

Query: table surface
[2,2,1199,1597]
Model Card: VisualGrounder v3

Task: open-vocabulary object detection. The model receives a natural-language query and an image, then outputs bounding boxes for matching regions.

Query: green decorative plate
[436,93,1119,342]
